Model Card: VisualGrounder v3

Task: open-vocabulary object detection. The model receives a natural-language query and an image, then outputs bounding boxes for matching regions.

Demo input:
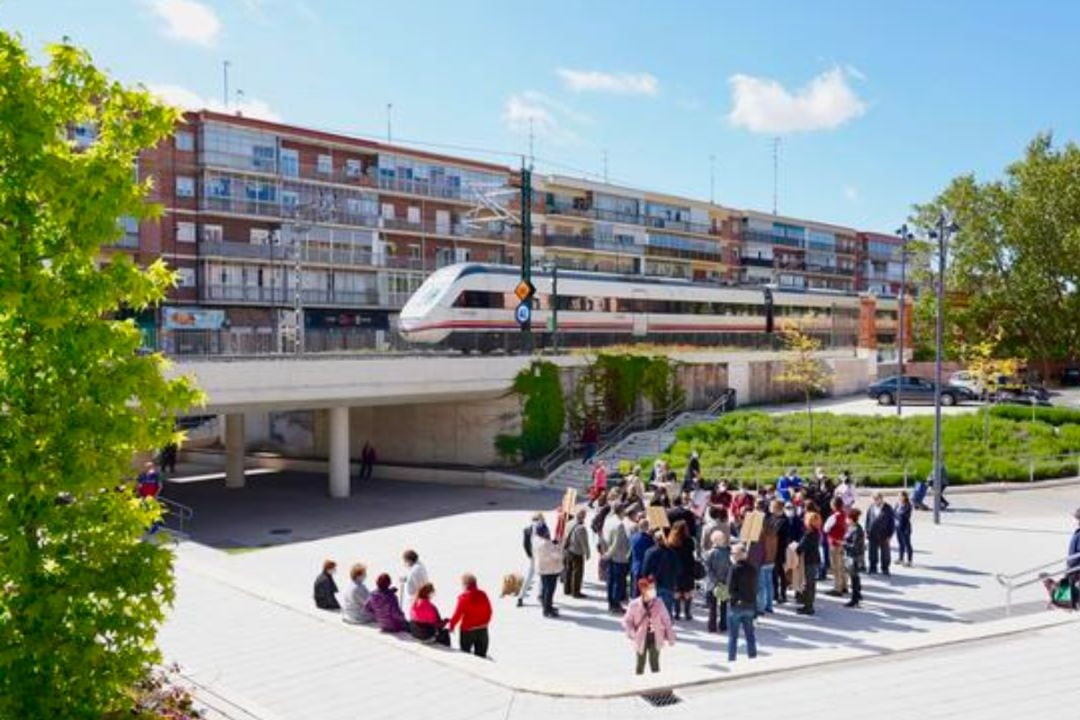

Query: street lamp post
[894,224,914,417]
[929,213,959,525]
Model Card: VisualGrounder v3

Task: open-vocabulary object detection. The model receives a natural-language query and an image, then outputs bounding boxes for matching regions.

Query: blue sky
[5,0,1079,232]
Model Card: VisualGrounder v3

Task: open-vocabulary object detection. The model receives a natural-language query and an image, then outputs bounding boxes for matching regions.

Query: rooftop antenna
[223,60,231,109]
[528,117,535,167]
[602,150,608,184]
[772,136,781,215]
[709,154,716,205]
[386,103,393,145]
[235,88,245,115]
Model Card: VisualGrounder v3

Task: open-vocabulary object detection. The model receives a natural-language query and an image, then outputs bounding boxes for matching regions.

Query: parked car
[947,370,985,398]
[867,375,970,406]
[1062,365,1080,387]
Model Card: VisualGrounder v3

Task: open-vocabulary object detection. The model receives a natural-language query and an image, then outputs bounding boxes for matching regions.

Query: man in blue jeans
[726,543,759,662]
[603,506,632,614]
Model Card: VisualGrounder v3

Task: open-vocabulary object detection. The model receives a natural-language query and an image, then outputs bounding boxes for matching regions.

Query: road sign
[514,279,536,303]
[515,301,532,326]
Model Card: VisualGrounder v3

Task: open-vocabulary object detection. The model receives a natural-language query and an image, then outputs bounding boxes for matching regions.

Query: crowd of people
[313,549,493,658]
[516,461,921,672]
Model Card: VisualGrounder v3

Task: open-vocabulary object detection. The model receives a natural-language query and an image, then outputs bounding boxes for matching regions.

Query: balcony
[201,284,381,307]
[743,229,805,249]
[545,205,717,235]
[805,263,857,276]
[740,256,775,268]
[543,233,595,250]
[199,241,380,268]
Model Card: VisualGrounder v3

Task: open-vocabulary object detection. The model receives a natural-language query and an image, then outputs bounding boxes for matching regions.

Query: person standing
[726,543,758,662]
[448,573,492,657]
[866,492,896,575]
[342,563,374,624]
[604,506,632,614]
[895,491,914,567]
[1067,507,1080,609]
[669,520,697,621]
[641,530,679,616]
[136,461,162,499]
[757,500,783,614]
[360,442,376,480]
[834,472,856,510]
[400,549,429,608]
[629,518,654,599]
[313,559,340,611]
[683,451,701,493]
[843,508,867,608]
[581,422,599,464]
[824,497,849,596]
[563,509,590,598]
[517,513,544,607]
[159,443,178,476]
[777,467,801,503]
[534,524,564,617]
[703,531,732,633]
[622,577,676,675]
[796,513,822,615]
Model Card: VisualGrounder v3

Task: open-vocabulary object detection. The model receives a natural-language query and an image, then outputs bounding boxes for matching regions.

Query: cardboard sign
[740,510,765,543]
[560,488,578,516]
[646,506,671,530]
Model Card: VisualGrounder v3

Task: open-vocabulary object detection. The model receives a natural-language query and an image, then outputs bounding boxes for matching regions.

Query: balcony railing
[201,284,381,307]
[743,229,805,249]
[545,205,719,236]
[740,256,775,268]
[199,241,380,268]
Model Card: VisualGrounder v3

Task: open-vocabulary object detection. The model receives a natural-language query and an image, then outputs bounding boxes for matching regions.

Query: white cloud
[147,0,221,46]
[556,68,659,96]
[844,184,859,201]
[148,83,282,122]
[501,91,588,145]
[727,66,867,134]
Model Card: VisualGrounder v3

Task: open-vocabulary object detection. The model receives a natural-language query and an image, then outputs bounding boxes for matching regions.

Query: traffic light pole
[520,164,533,352]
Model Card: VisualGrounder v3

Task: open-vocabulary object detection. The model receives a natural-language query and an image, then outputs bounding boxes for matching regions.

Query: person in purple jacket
[364,573,409,633]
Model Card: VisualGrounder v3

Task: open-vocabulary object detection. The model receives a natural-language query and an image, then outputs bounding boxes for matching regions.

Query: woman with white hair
[703,530,732,633]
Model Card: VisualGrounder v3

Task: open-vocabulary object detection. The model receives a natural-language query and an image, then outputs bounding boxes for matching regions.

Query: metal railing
[158,495,195,535]
[996,552,1080,616]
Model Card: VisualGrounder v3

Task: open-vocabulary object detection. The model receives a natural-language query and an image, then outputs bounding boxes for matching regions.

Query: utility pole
[930,213,959,525]
[518,161,534,352]
[528,118,535,167]
[290,224,308,355]
[894,224,913,417]
[709,154,716,205]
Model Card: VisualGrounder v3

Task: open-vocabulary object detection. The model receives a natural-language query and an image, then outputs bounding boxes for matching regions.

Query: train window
[452,291,505,309]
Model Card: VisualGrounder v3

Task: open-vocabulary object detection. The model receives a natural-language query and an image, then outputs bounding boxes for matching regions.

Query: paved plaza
[159,470,1080,719]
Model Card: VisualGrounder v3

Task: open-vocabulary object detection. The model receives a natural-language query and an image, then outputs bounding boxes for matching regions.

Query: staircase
[545,390,735,491]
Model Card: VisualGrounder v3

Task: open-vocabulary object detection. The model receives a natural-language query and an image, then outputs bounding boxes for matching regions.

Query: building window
[175,131,194,152]
[381,203,395,220]
[316,154,332,175]
[207,176,231,198]
[252,145,276,171]
[176,222,196,243]
[282,190,299,213]
[201,224,223,243]
[250,228,270,245]
[409,245,421,260]
[345,158,362,178]
[280,148,299,177]
[407,206,421,225]
[176,176,195,198]
[175,267,196,287]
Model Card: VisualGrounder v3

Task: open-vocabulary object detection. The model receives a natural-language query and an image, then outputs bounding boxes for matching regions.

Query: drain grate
[641,690,681,707]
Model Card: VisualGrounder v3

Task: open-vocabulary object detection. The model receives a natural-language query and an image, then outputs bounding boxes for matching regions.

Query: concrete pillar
[328,405,350,499]
[225,413,246,489]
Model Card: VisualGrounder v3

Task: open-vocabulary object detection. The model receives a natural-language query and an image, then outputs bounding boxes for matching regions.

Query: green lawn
[657,409,1080,486]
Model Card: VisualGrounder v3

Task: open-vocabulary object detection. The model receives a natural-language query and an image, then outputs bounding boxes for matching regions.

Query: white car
[948,371,985,398]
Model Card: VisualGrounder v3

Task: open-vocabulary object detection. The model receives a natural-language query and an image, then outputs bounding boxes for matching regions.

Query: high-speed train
[399,263,891,352]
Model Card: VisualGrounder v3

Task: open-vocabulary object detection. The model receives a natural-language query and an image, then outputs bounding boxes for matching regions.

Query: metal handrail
[158,495,195,533]
[996,551,1080,616]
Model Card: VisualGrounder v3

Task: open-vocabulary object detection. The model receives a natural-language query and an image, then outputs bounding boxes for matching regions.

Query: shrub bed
[989,404,1080,426]
[657,411,1080,486]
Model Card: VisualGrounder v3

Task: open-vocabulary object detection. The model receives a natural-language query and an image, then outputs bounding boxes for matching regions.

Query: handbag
[693,560,706,581]
[712,584,730,602]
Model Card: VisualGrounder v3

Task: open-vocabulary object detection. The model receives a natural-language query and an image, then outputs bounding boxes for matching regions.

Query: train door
[632,288,647,337]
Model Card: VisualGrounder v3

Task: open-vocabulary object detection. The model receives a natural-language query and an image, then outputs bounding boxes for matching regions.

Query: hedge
[655,411,1080,486]
[989,404,1080,426]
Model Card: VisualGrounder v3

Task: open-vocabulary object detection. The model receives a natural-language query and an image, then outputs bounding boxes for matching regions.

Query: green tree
[0,35,201,718]
[775,319,833,453]
[912,134,1080,371]
[960,332,1020,445]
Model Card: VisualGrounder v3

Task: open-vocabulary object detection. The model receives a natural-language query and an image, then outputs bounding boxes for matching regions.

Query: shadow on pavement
[161,470,560,549]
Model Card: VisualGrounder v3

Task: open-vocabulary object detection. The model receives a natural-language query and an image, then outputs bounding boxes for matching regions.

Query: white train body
[399,263,889,350]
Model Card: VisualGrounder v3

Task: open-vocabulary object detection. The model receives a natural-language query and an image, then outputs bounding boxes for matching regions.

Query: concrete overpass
[170,349,876,498]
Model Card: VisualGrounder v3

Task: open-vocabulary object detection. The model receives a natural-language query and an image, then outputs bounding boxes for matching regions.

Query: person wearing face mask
[313,559,340,611]
[621,577,675,675]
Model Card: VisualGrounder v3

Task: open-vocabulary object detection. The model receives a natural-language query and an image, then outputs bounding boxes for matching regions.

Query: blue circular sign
[515,301,532,326]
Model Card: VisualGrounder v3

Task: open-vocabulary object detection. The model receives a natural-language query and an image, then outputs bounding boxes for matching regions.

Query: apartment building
[117,109,912,352]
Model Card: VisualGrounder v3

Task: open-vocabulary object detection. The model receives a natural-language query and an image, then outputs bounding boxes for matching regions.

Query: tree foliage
[911,134,1080,365]
[496,360,565,461]
[775,320,833,452]
[0,35,201,718]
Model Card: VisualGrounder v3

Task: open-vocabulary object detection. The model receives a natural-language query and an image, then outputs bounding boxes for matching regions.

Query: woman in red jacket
[449,573,492,658]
